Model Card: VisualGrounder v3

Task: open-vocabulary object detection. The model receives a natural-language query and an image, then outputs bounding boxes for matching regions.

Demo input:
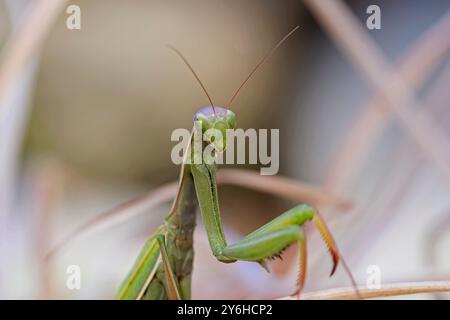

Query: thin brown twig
[216,169,350,209]
[278,281,450,300]
[304,0,450,190]
[46,181,178,260]
[46,169,348,259]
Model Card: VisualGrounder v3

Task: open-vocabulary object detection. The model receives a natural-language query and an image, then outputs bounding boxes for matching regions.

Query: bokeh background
[0,0,450,299]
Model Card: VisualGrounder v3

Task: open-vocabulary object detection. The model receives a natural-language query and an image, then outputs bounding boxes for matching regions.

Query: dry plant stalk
[3,0,447,300]
[298,0,450,298]
[323,11,450,193]
[344,60,450,263]
[47,168,346,260]
[0,0,69,109]
[279,281,450,300]
[304,0,450,190]
[217,169,350,209]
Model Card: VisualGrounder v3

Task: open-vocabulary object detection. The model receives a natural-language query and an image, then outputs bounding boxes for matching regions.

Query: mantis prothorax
[116,26,358,300]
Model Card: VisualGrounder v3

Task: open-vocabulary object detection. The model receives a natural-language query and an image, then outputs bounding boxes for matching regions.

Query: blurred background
[0,0,450,299]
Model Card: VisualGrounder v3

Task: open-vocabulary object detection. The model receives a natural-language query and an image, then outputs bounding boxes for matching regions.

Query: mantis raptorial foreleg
[191,162,339,298]
[117,232,185,300]
[156,235,182,300]
[113,26,359,300]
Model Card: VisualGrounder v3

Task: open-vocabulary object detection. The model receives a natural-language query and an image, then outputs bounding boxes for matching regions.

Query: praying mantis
[115,26,359,300]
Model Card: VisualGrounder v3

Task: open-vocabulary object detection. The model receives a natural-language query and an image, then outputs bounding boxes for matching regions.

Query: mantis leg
[116,232,162,300]
[192,163,340,296]
[218,205,337,296]
[116,230,184,300]
[156,235,182,300]
[294,233,307,297]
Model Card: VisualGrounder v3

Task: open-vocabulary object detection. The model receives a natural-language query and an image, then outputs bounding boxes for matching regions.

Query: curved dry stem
[305,0,450,190]
[324,10,450,192]
[46,169,349,260]
[279,281,450,300]
[331,60,450,268]
[216,169,350,210]
[0,0,69,108]
[46,181,178,260]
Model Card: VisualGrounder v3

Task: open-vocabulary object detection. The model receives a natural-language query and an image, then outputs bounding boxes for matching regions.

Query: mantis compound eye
[225,110,236,130]
[193,106,237,153]
[193,106,236,131]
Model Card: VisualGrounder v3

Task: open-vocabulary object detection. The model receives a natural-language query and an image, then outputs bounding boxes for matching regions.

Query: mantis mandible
[116,26,357,300]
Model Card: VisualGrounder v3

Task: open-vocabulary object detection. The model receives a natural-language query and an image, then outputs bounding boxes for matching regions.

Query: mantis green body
[116,106,340,300]
[116,27,346,300]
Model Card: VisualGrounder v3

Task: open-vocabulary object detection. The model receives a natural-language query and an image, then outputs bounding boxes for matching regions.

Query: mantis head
[168,26,299,152]
[194,106,236,152]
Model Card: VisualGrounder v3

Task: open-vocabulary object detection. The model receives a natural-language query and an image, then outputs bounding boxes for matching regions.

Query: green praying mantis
[115,26,359,300]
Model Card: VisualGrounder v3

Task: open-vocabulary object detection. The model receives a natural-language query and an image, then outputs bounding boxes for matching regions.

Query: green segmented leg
[116,229,163,300]
[116,230,184,300]
[219,208,310,262]
[114,26,362,300]
[156,235,182,300]
[192,163,339,296]
[295,232,307,297]
[219,207,312,295]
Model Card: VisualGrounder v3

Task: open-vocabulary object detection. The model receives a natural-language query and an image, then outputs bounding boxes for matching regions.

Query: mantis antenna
[167,44,216,114]
[227,25,300,108]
